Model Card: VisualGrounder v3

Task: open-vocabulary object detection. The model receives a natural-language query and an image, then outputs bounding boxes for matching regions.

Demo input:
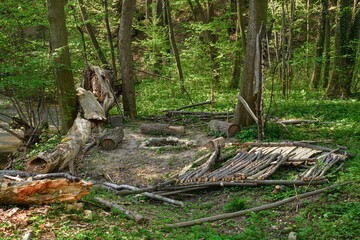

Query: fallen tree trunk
[165,182,350,228]
[0,174,92,205]
[208,120,240,138]
[26,117,92,173]
[100,127,124,150]
[140,123,185,136]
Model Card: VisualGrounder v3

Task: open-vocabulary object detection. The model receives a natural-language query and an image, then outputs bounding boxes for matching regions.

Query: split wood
[103,182,184,207]
[165,182,350,228]
[94,197,148,224]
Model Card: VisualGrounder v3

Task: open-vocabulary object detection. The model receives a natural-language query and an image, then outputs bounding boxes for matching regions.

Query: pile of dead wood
[175,141,349,185]
[25,63,123,174]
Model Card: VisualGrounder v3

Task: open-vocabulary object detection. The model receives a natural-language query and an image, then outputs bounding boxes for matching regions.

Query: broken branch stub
[77,87,106,121]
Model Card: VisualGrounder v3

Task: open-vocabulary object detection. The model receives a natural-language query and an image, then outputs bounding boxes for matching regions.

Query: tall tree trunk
[78,0,108,66]
[47,0,77,132]
[323,1,332,88]
[327,0,354,98]
[230,0,246,89]
[234,0,268,127]
[164,0,186,94]
[306,0,311,78]
[311,0,328,89]
[345,0,360,95]
[119,0,137,118]
[104,0,117,82]
[281,3,288,98]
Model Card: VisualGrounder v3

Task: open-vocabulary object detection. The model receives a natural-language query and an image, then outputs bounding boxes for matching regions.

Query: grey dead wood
[103,182,184,207]
[208,120,240,138]
[94,197,148,224]
[165,182,350,228]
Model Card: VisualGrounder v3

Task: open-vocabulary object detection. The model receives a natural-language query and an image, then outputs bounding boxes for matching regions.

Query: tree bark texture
[164,0,186,93]
[26,117,92,173]
[0,176,92,205]
[78,0,109,66]
[47,0,77,132]
[208,120,240,138]
[140,123,185,136]
[234,0,268,127]
[311,0,327,89]
[100,127,124,150]
[327,0,356,97]
[119,0,137,118]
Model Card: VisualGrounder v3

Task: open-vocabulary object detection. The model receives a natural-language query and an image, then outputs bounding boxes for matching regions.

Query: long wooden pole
[166,182,350,228]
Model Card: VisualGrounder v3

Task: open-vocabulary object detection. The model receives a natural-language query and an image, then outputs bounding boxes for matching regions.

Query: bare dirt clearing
[79,125,215,187]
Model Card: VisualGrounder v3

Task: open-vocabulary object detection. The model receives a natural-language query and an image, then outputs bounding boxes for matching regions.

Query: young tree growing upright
[234,0,268,127]
[119,0,137,118]
[47,0,77,132]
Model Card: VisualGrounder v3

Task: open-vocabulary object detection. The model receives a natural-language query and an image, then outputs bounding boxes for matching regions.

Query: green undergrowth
[2,80,359,239]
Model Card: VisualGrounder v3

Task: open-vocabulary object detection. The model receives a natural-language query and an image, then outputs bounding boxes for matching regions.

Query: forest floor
[77,124,215,187]
[1,90,359,239]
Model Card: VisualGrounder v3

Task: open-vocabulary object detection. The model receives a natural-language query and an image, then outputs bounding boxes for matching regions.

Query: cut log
[208,120,240,138]
[26,117,92,173]
[205,137,225,150]
[140,123,185,136]
[0,177,92,205]
[99,127,124,150]
[77,87,106,121]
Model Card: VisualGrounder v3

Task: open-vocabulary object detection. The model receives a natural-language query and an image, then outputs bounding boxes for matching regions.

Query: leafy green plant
[223,198,249,213]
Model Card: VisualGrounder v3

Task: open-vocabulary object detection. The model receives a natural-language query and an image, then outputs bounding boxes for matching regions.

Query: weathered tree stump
[208,120,240,138]
[99,127,124,150]
[140,123,185,136]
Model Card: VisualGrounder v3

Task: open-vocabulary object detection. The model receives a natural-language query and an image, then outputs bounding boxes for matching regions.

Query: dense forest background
[0,0,359,239]
[1,0,359,129]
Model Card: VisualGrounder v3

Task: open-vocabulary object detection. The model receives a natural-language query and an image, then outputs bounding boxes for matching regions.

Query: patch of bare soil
[78,126,214,187]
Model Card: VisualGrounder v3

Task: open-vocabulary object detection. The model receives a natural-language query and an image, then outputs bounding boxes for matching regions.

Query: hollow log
[100,127,124,150]
[140,123,185,136]
[205,137,225,150]
[26,117,92,173]
[0,177,92,205]
[208,120,240,138]
[77,87,106,121]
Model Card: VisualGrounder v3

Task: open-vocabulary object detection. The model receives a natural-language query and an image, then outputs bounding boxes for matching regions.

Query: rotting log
[26,117,92,173]
[77,87,106,121]
[99,127,124,150]
[140,123,185,136]
[205,137,225,150]
[208,120,240,138]
[0,177,92,205]
[94,197,148,224]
